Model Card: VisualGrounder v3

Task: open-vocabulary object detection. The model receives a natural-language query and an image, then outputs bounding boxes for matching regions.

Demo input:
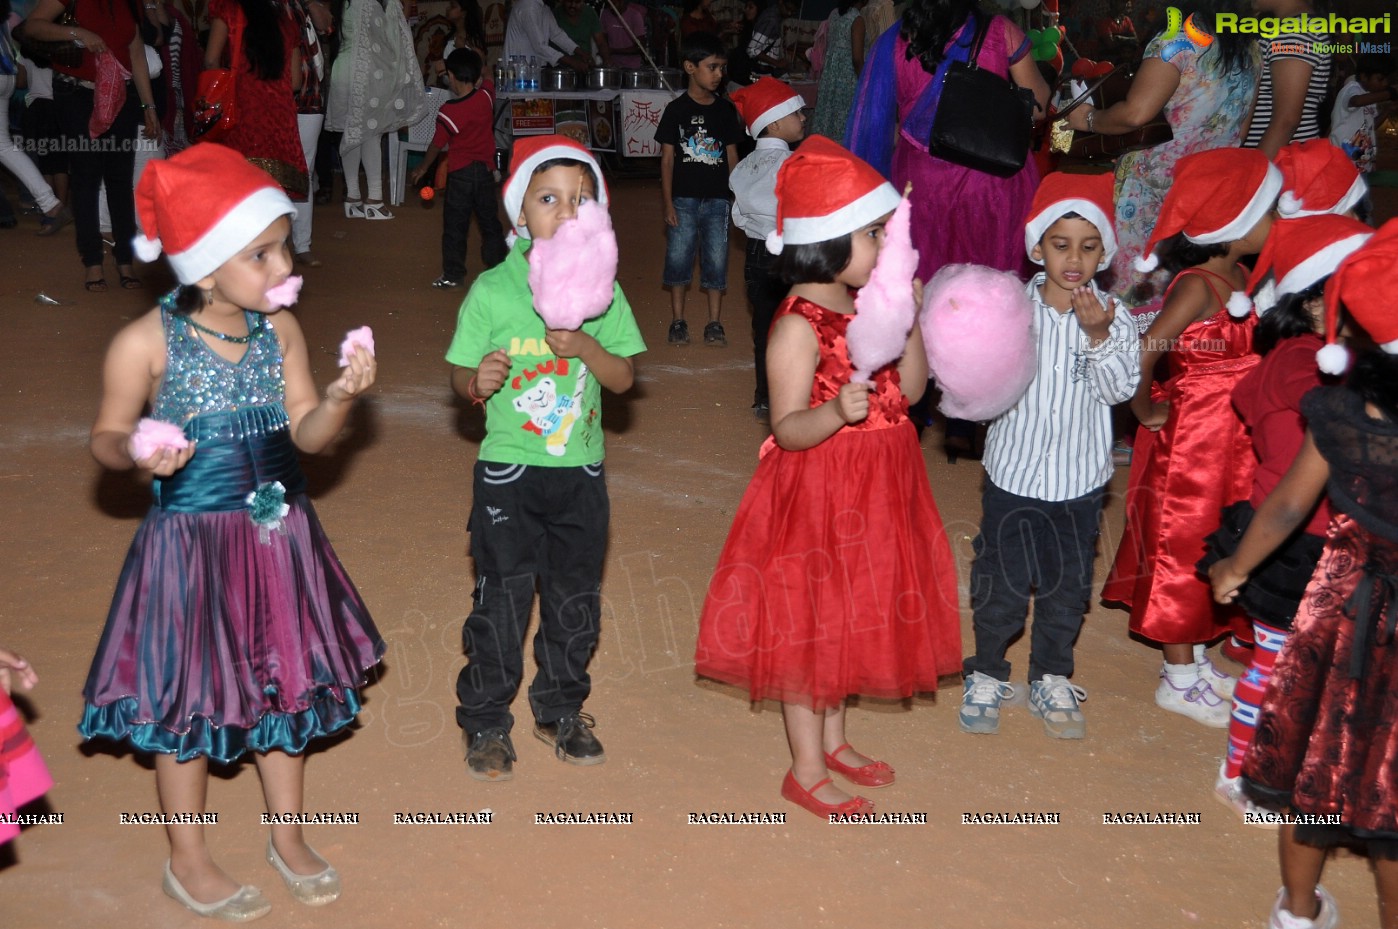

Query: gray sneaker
[1028,675,1087,740]
[959,671,1017,734]
[465,728,516,781]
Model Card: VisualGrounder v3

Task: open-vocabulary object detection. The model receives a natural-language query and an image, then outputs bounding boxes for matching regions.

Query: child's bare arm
[1130,274,1210,429]
[408,145,444,186]
[895,325,927,403]
[90,312,192,474]
[279,312,377,453]
[451,349,512,402]
[661,144,677,226]
[769,315,864,450]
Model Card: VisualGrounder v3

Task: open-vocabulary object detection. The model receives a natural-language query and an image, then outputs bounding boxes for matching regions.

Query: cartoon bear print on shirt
[513,367,590,456]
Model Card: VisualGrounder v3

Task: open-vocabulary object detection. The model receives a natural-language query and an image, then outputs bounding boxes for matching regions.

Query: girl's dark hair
[168,284,207,316]
[236,0,286,81]
[777,234,852,284]
[901,0,976,72]
[682,30,727,64]
[1179,0,1253,75]
[1160,232,1228,274]
[449,0,488,53]
[1348,350,1398,423]
[1255,279,1323,355]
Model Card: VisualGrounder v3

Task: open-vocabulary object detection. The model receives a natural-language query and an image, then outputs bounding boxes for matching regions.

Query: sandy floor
[0,163,1393,929]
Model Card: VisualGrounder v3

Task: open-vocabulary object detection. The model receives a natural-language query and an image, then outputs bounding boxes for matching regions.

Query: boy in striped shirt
[959,173,1140,740]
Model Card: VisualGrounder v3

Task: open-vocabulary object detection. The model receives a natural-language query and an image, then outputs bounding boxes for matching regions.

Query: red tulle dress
[1243,388,1398,853]
[1102,268,1258,644]
[693,297,963,710]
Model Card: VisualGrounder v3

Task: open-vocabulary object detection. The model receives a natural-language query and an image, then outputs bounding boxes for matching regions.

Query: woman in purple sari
[846,0,1048,285]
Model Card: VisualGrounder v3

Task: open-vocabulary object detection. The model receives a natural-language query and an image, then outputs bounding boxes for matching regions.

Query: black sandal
[84,277,109,292]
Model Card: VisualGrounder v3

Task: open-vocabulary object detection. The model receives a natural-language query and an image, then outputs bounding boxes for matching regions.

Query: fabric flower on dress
[246,481,291,542]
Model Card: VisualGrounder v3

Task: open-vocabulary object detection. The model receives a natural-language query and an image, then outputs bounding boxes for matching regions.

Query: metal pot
[587,67,621,90]
[543,67,577,92]
[622,69,654,90]
[654,67,683,90]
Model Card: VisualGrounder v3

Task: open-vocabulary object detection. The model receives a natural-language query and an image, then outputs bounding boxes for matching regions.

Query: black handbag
[928,13,1037,178]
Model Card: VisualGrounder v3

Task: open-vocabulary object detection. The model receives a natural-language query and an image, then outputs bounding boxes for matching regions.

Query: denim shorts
[664,197,730,290]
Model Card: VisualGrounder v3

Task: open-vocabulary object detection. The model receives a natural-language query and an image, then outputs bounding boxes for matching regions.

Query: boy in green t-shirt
[445,136,647,782]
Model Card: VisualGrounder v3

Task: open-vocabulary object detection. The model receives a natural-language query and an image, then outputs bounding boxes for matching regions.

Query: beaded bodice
[152,303,287,431]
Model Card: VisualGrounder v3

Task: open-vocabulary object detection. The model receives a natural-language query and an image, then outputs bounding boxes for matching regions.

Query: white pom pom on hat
[1134,250,1160,273]
[765,230,784,255]
[1226,290,1253,318]
[133,234,163,263]
[1274,139,1366,218]
[1316,342,1350,375]
[1317,216,1398,372]
[1277,190,1303,217]
[768,135,900,256]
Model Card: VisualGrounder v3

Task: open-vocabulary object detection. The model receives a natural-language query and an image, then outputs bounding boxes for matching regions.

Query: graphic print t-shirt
[445,238,647,467]
[657,92,745,200]
[1330,78,1378,174]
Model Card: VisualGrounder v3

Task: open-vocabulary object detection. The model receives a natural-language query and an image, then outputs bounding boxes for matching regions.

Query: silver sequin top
[152,306,287,435]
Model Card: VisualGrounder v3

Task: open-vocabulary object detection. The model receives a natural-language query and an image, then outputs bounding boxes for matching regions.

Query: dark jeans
[744,237,784,405]
[442,161,507,281]
[54,78,139,267]
[965,481,1106,682]
[456,462,610,733]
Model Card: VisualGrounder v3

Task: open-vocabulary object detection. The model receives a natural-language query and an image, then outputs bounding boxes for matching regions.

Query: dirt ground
[0,161,1393,929]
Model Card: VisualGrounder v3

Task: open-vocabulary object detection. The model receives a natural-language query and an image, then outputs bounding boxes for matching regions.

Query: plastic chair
[388,87,452,206]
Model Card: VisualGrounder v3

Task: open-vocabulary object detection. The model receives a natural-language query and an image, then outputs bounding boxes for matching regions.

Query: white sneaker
[1269,885,1339,929]
[1198,652,1237,700]
[1156,676,1231,727]
[1213,760,1279,829]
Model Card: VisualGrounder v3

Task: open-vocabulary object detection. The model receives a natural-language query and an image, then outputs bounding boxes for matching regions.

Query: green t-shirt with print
[445,237,647,467]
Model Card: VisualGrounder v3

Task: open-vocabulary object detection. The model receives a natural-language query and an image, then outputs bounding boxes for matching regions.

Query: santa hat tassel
[134,234,163,263]
[1134,250,1159,273]
[1316,342,1350,375]
[1226,291,1253,318]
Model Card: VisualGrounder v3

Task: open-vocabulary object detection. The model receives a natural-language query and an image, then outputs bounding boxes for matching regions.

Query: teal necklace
[185,313,262,344]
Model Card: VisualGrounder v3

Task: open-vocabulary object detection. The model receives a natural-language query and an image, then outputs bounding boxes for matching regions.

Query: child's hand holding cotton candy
[129,418,194,475]
[338,326,375,367]
[527,200,618,330]
[847,193,920,383]
[264,275,303,309]
[920,264,1036,422]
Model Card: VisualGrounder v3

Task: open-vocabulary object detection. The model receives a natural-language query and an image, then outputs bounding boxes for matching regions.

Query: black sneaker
[465,728,516,781]
[432,276,462,289]
[534,713,606,765]
[703,321,726,346]
[667,319,690,345]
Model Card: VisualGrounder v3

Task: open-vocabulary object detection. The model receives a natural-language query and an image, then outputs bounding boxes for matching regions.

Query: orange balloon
[420,186,435,201]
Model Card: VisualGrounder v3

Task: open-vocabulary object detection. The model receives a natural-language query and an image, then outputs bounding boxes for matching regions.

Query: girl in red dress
[1104,149,1278,728]
[1209,222,1398,929]
[694,137,962,819]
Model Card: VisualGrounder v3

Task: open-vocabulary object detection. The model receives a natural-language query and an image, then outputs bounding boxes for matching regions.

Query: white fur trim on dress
[1187,163,1283,245]
[1226,290,1253,318]
[1317,342,1350,375]
[1023,197,1118,265]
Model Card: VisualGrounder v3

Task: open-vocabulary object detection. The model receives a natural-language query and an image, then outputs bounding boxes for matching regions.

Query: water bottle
[527,56,539,92]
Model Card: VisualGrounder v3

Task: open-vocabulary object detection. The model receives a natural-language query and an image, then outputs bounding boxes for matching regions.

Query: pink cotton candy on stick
[264,275,303,309]
[527,200,618,330]
[130,418,190,460]
[848,193,920,383]
[920,263,1036,422]
[338,326,375,367]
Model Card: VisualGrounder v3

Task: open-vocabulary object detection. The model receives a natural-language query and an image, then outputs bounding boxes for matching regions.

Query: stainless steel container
[654,67,683,90]
[622,69,654,90]
[543,67,577,91]
[587,67,621,90]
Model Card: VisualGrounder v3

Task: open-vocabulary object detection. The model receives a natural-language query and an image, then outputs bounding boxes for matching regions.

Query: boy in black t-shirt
[658,32,745,346]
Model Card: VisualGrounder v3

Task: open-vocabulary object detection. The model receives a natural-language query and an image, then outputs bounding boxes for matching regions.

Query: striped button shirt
[982,275,1141,502]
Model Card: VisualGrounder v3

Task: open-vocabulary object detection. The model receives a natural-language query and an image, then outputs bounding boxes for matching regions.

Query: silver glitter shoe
[266,838,341,906]
[162,861,272,922]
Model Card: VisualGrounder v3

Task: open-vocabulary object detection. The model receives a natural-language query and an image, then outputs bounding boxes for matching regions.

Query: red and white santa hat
[730,76,806,139]
[502,134,610,240]
[1245,214,1372,314]
[1023,171,1117,266]
[766,135,900,255]
[1318,217,1398,374]
[1135,148,1282,317]
[1274,139,1367,219]
[132,143,295,285]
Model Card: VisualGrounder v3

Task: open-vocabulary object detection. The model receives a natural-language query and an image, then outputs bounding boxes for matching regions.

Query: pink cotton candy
[527,200,618,330]
[264,275,304,309]
[129,418,190,460]
[848,194,920,382]
[921,264,1036,422]
[338,326,375,367]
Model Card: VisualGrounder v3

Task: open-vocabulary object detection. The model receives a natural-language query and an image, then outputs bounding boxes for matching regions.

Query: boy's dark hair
[1355,54,1392,78]
[1349,349,1398,423]
[530,157,599,195]
[446,47,483,85]
[777,235,851,284]
[1255,279,1323,355]
[1160,231,1229,275]
[682,31,727,66]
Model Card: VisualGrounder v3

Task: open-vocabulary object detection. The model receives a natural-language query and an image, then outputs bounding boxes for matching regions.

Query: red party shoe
[781,770,875,819]
[824,744,896,788]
